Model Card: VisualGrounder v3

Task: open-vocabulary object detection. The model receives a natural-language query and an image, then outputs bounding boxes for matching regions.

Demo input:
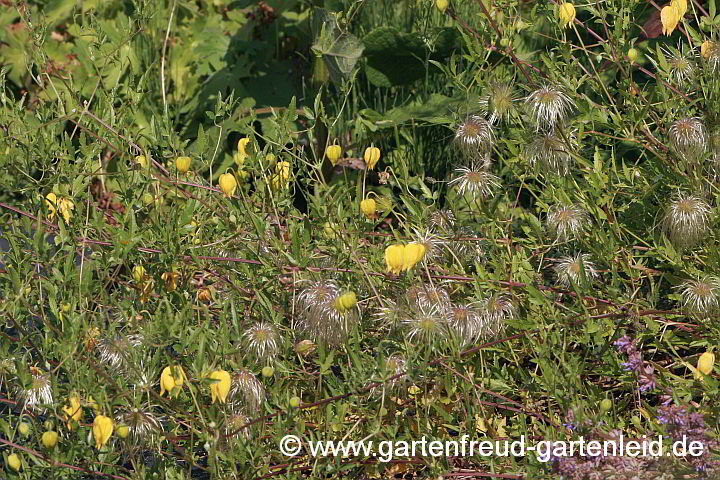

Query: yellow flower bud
[557,3,576,28]
[661,4,680,36]
[135,155,148,169]
[209,370,231,404]
[132,266,146,283]
[334,291,357,313]
[360,198,376,219]
[385,244,406,274]
[363,146,381,170]
[175,156,191,174]
[62,396,83,430]
[236,137,251,167]
[325,144,342,166]
[7,453,21,472]
[697,351,715,376]
[92,415,113,449]
[402,242,426,271]
[627,48,638,64]
[160,366,185,398]
[435,0,448,13]
[42,431,58,449]
[218,172,237,198]
[17,422,30,436]
[116,425,129,439]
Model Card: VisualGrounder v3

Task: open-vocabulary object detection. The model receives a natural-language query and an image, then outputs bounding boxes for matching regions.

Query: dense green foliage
[1,0,720,478]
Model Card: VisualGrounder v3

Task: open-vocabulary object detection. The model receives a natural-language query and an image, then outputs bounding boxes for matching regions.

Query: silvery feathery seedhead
[524,84,575,132]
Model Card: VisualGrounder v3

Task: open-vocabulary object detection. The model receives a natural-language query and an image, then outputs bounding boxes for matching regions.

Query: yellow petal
[402,243,426,271]
[697,351,715,375]
[210,370,231,404]
[92,415,113,449]
[385,244,405,274]
[661,5,680,36]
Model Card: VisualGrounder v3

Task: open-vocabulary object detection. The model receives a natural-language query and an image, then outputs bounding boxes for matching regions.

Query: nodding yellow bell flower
[661,4,680,36]
[435,0,449,13]
[7,453,21,471]
[132,265,146,283]
[209,370,231,404]
[62,396,83,430]
[218,172,238,198]
[176,156,191,174]
[92,415,113,449]
[160,366,185,398]
[162,270,180,292]
[42,431,58,449]
[271,161,291,190]
[627,48,638,64]
[557,3,576,28]
[135,155,148,169]
[385,244,406,274]
[360,198,377,219]
[672,0,687,18]
[697,351,715,376]
[402,242,426,271]
[363,146,381,170]
[326,144,343,166]
[46,193,74,223]
[334,291,357,313]
[235,137,251,167]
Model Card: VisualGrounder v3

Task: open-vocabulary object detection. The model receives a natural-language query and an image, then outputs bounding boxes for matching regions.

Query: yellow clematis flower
[209,370,231,404]
[271,161,291,190]
[62,396,83,430]
[334,291,357,313]
[557,3,576,28]
[363,146,381,170]
[402,242,426,271]
[235,138,251,167]
[697,351,715,376]
[92,415,113,449]
[661,4,680,36]
[326,144,342,166]
[219,172,238,198]
[385,244,406,274]
[160,366,185,398]
[45,193,74,223]
[360,198,376,219]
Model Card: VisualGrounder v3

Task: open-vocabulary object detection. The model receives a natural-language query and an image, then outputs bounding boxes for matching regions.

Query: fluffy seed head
[679,276,720,318]
[18,367,53,412]
[454,115,496,160]
[479,82,517,124]
[448,161,500,199]
[662,193,712,249]
[447,303,484,345]
[115,408,163,444]
[524,84,575,132]
[229,369,265,414]
[97,334,144,371]
[553,254,598,287]
[406,284,451,313]
[655,44,696,86]
[481,294,515,337]
[295,280,359,346]
[243,322,280,362]
[403,304,450,345]
[547,205,590,240]
[429,209,456,232]
[668,117,707,162]
[525,132,575,175]
[225,413,252,440]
